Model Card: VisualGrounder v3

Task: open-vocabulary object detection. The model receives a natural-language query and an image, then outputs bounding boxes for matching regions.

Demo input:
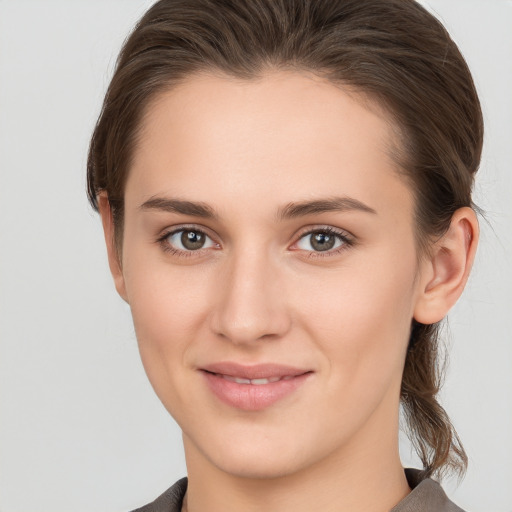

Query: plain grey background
[0,1,511,511]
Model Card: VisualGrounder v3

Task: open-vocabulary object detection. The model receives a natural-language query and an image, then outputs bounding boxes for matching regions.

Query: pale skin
[99,70,478,512]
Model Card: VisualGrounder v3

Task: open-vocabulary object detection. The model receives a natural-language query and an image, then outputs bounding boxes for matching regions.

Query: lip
[200,362,313,411]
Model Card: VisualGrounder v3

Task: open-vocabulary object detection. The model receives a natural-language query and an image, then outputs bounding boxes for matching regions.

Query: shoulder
[391,468,465,512]
[130,477,188,512]
[129,470,465,512]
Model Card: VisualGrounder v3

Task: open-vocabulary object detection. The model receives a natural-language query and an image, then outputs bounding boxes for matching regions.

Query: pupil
[311,232,335,251]
[181,230,205,250]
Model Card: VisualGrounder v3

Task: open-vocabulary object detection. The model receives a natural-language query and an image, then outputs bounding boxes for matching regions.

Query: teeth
[251,377,281,385]
[220,374,286,385]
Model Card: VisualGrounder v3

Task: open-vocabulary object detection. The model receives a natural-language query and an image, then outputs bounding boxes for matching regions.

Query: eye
[162,228,217,252]
[295,228,350,253]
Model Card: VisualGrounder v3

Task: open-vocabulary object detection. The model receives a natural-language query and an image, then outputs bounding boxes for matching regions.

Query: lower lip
[201,371,312,411]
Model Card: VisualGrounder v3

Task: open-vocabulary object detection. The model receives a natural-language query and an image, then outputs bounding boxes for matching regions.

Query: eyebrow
[139,195,377,220]
[276,196,377,220]
[139,197,218,219]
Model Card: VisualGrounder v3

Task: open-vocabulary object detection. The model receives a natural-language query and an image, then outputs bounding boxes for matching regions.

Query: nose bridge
[210,244,290,344]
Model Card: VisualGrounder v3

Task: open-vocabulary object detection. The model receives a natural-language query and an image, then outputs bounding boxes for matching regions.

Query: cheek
[130,275,212,347]
[297,251,418,387]
[121,247,216,397]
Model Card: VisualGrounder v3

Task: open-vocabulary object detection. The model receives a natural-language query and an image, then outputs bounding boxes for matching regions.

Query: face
[115,71,427,479]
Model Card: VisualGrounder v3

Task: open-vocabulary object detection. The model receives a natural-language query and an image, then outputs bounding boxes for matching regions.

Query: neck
[182,407,411,512]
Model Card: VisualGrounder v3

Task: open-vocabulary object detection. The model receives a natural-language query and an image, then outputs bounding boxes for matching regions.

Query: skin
[99,70,478,512]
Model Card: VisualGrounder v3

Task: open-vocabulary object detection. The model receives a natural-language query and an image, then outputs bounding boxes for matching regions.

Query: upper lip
[200,362,312,380]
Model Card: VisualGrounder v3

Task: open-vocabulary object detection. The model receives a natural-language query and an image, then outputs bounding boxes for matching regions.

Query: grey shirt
[131,468,465,512]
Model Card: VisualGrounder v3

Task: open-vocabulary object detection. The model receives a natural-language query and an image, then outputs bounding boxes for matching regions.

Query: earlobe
[98,193,129,303]
[413,207,479,325]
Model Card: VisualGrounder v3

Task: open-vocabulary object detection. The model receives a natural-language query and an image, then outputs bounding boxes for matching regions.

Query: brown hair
[87,0,483,479]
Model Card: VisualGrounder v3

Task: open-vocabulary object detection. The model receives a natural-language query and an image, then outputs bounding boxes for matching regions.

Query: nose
[209,248,292,345]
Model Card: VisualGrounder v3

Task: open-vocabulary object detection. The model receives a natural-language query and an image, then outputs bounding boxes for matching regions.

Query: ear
[414,207,479,324]
[98,192,128,303]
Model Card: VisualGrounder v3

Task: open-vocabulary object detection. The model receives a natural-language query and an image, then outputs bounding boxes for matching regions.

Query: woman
[87,0,481,510]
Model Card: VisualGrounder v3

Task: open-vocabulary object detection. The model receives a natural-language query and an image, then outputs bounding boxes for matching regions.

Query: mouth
[211,373,296,385]
[199,362,313,411]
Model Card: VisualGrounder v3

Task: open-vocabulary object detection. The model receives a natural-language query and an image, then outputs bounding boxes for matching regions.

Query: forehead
[127,70,413,221]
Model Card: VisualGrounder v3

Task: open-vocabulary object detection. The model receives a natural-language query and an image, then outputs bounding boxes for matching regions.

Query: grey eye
[310,232,335,251]
[296,230,344,252]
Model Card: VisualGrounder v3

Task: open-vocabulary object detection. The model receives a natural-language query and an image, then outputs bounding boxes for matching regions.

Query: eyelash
[156,225,354,259]
[156,225,218,258]
[294,226,354,259]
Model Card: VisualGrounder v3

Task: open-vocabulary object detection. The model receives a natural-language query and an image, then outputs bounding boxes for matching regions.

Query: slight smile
[200,363,314,411]
[218,374,295,385]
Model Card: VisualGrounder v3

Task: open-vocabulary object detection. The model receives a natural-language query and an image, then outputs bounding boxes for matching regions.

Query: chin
[185,424,333,481]
[209,446,308,480]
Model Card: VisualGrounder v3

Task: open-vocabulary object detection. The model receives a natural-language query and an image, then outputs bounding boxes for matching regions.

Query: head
[87,0,482,480]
